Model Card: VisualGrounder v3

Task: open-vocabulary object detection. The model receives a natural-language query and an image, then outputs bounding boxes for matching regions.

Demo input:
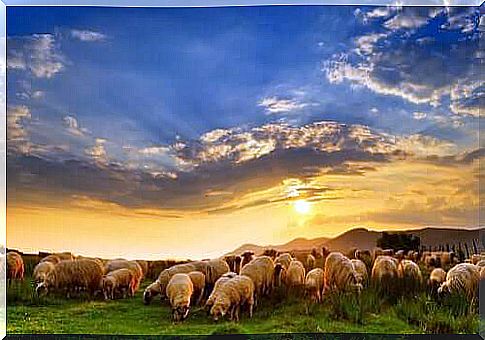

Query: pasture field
[6,276,479,335]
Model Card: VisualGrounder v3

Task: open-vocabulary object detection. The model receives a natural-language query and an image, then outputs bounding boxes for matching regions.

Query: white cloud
[85,138,108,164]
[258,96,310,114]
[7,34,65,78]
[383,14,428,30]
[71,29,107,42]
[413,112,427,120]
[7,105,32,154]
[63,115,89,136]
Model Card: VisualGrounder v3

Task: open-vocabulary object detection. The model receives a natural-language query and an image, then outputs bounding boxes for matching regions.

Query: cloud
[413,112,427,120]
[70,29,107,42]
[7,34,65,78]
[85,138,108,164]
[258,96,311,114]
[7,105,32,154]
[63,115,88,136]
[324,7,481,117]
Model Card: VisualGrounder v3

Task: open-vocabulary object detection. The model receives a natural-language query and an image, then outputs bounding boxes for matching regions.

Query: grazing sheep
[285,260,306,295]
[371,255,399,298]
[306,254,316,272]
[101,268,136,300]
[305,268,324,303]
[240,256,275,305]
[262,248,279,260]
[36,259,104,298]
[205,272,238,312]
[143,263,198,304]
[397,259,422,295]
[7,251,24,284]
[40,255,62,265]
[476,260,485,268]
[33,261,55,286]
[210,275,255,322]
[166,273,194,322]
[104,259,143,292]
[428,268,446,297]
[350,259,368,287]
[241,251,255,269]
[438,263,479,304]
[324,252,362,295]
[188,271,206,306]
[372,247,384,263]
[355,250,372,275]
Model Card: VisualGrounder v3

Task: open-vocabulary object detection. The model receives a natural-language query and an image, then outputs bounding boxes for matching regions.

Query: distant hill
[228,227,483,255]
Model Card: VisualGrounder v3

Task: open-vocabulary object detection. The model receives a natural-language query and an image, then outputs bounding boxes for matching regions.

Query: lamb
[438,263,479,304]
[240,256,274,305]
[350,259,368,287]
[371,255,399,297]
[205,272,238,312]
[306,254,316,272]
[40,254,62,265]
[101,268,136,300]
[285,260,306,295]
[428,267,446,297]
[240,251,255,269]
[210,275,255,322]
[324,252,362,295]
[397,259,422,295]
[36,259,104,298]
[305,268,324,303]
[33,261,55,286]
[7,251,24,284]
[188,271,206,305]
[166,273,194,322]
[143,263,198,304]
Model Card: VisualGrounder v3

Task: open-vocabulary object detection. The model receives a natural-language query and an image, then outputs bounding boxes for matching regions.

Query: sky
[5,5,483,260]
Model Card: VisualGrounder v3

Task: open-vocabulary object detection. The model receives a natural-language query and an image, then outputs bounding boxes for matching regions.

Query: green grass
[7,278,479,335]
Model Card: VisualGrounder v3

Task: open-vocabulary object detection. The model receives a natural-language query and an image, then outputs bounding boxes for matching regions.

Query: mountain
[228,227,483,255]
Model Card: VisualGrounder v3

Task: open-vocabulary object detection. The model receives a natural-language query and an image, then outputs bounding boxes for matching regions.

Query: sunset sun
[293,200,311,215]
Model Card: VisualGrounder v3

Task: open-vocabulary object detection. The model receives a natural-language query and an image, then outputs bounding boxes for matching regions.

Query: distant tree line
[376,232,420,252]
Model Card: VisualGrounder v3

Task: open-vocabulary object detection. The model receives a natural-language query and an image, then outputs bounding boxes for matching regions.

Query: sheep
[382,249,394,257]
[33,261,55,286]
[262,248,279,260]
[7,251,24,284]
[324,252,362,296]
[285,260,306,296]
[477,260,485,268]
[305,268,324,303]
[40,254,62,265]
[240,251,255,269]
[53,252,75,261]
[438,263,479,304]
[274,253,293,287]
[104,259,143,292]
[135,260,149,277]
[355,250,372,275]
[306,254,316,272]
[224,255,240,273]
[166,273,194,322]
[480,267,485,281]
[395,250,405,262]
[101,268,137,300]
[471,254,485,265]
[371,255,399,298]
[350,259,368,287]
[188,271,206,306]
[397,259,422,296]
[210,275,255,322]
[36,259,104,298]
[205,272,238,312]
[240,256,275,305]
[428,268,446,297]
[143,263,198,304]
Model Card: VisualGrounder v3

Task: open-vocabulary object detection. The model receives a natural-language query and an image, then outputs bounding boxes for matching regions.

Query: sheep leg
[234,305,240,322]
[197,288,204,306]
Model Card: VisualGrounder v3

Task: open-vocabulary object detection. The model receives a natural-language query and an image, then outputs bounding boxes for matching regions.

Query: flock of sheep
[6,245,484,323]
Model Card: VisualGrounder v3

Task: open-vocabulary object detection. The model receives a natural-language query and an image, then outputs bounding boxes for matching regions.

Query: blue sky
[6,5,483,257]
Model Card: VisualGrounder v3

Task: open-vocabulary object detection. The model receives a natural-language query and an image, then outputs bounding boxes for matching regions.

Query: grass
[6,277,479,335]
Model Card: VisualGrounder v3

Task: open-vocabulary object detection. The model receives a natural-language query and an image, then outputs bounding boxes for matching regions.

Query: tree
[376,232,421,252]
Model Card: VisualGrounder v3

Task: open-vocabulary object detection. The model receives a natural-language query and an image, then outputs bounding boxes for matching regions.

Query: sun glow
[293,199,311,215]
